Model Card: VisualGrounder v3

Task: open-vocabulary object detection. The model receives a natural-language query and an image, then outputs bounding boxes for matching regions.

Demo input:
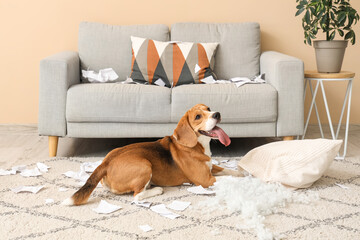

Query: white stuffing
[198,176,318,240]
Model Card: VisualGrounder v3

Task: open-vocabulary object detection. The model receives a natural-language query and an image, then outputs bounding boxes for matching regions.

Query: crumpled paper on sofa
[202,73,266,87]
[82,68,119,83]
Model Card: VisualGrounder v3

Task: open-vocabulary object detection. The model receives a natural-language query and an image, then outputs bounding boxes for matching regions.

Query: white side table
[302,70,355,159]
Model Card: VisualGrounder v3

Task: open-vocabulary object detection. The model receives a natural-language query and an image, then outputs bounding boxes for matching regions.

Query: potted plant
[295,0,359,73]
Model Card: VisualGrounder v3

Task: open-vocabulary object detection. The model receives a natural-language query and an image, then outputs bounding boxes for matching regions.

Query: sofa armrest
[260,51,304,137]
[39,51,80,137]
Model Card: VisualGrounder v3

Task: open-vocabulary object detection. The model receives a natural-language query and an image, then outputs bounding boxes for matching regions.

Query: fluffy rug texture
[1,156,360,240]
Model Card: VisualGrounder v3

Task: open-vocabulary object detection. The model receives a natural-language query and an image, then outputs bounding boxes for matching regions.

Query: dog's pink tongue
[211,126,231,146]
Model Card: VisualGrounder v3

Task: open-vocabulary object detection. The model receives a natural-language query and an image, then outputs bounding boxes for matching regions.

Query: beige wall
[0,0,359,124]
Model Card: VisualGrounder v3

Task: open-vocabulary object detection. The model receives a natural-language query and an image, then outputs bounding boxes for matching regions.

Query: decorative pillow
[238,139,343,189]
[130,36,218,87]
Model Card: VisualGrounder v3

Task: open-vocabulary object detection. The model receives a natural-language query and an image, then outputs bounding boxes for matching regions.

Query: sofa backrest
[171,22,260,79]
[78,22,169,81]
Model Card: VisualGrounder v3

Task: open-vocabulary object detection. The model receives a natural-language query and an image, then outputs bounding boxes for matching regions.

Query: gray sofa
[39,22,304,157]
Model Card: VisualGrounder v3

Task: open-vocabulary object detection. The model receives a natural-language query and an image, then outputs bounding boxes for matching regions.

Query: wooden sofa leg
[283,136,294,141]
[49,136,59,157]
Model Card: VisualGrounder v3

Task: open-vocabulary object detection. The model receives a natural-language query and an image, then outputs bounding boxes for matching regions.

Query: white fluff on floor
[198,176,318,240]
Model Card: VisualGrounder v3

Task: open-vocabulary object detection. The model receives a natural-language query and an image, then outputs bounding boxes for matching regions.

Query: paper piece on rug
[220,160,229,163]
[132,201,152,208]
[335,183,349,189]
[37,162,50,172]
[58,187,69,192]
[187,185,215,195]
[222,160,238,170]
[150,204,180,219]
[211,159,219,165]
[63,170,89,182]
[0,169,16,176]
[182,183,192,186]
[81,160,102,173]
[139,224,153,232]
[92,200,122,214]
[11,185,44,194]
[20,167,42,177]
[45,198,54,204]
[82,68,119,83]
[11,165,27,173]
[167,200,191,211]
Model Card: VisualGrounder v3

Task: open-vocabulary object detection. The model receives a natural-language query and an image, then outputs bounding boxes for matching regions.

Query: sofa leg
[283,136,294,141]
[49,136,59,157]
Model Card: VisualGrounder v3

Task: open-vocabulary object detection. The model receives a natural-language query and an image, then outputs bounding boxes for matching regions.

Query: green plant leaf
[345,31,353,40]
[305,10,311,23]
[307,35,312,45]
[330,31,336,40]
[296,8,305,16]
[337,29,344,37]
[351,34,355,45]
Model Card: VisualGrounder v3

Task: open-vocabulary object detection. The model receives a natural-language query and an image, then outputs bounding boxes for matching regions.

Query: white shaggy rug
[1,156,360,240]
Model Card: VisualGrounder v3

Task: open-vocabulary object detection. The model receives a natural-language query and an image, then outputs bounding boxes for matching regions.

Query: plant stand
[302,70,355,160]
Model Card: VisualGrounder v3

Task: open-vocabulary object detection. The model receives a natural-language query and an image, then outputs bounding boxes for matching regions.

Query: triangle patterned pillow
[130,36,218,87]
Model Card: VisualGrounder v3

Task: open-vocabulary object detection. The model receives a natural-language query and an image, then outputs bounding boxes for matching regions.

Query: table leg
[303,80,320,139]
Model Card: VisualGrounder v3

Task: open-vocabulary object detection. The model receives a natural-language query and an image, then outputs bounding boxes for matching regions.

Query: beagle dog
[63,104,241,206]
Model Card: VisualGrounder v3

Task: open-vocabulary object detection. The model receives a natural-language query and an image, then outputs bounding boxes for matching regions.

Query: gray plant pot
[313,40,348,73]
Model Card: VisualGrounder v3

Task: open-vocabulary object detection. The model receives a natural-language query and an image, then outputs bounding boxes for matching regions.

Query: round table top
[305,70,355,79]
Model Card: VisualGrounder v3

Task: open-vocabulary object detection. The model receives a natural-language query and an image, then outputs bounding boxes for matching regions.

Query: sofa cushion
[66,84,171,123]
[171,84,277,123]
[79,22,169,82]
[130,36,218,87]
[171,22,261,80]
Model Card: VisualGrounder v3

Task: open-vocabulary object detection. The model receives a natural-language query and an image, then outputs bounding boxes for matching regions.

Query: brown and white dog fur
[63,104,242,206]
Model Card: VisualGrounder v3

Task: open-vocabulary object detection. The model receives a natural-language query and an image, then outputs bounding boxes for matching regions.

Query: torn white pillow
[238,139,343,188]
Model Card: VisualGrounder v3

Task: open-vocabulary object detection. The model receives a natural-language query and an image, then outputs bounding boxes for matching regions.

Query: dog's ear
[173,113,198,148]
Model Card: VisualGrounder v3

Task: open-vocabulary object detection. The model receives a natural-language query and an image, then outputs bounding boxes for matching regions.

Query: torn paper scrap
[20,167,42,177]
[139,225,153,232]
[45,198,54,204]
[11,165,27,173]
[195,64,201,73]
[220,160,229,163]
[187,185,215,195]
[82,68,119,83]
[222,160,238,170]
[11,185,44,194]
[0,169,16,176]
[150,204,180,219]
[92,200,122,214]
[182,183,192,186]
[37,162,50,173]
[154,78,166,87]
[63,170,89,182]
[58,187,69,192]
[335,183,349,189]
[167,200,191,211]
[81,160,102,173]
[132,201,152,208]
[211,159,219,165]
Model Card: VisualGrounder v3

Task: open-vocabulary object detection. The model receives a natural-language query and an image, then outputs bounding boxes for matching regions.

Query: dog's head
[173,104,231,148]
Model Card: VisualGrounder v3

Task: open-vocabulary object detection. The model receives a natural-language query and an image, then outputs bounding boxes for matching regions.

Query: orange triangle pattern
[197,43,209,81]
[147,40,160,84]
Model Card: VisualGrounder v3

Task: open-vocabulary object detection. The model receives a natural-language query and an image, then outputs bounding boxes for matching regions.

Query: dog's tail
[62,161,108,206]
